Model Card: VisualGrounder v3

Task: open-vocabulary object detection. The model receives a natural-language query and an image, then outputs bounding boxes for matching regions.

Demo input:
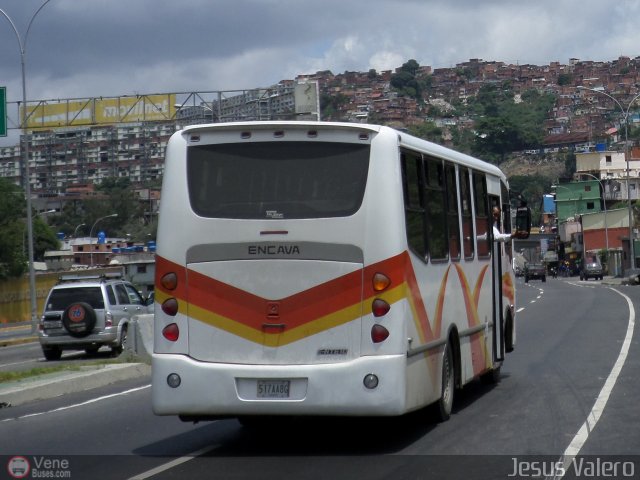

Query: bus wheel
[434,341,454,422]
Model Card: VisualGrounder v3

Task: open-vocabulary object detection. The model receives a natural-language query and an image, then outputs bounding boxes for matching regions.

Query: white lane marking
[516,307,525,313]
[550,287,635,480]
[1,385,150,422]
[128,444,220,480]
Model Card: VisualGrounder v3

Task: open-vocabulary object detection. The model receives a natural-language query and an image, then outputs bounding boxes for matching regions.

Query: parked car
[38,273,153,360]
[524,263,546,283]
[580,262,604,281]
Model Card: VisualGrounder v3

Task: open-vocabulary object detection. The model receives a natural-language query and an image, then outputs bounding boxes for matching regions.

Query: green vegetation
[390,59,430,100]
[466,85,556,163]
[0,178,59,279]
[0,361,120,384]
[408,121,443,143]
[0,175,158,280]
[508,174,552,224]
[47,176,157,244]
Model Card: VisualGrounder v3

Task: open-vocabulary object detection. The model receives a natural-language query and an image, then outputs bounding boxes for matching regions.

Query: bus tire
[505,314,514,353]
[434,340,455,422]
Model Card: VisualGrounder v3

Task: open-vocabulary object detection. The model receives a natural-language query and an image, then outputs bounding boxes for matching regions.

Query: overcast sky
[1,0,640,137]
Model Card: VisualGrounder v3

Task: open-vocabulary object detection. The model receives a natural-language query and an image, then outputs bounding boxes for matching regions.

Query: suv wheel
[42,346,62,361]
[111,325,128,356]
[62,302,97,338]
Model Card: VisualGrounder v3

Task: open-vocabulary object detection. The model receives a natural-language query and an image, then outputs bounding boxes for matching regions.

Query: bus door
[489,195,505,363]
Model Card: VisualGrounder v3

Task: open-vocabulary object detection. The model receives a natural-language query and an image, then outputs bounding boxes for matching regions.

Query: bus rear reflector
[372,298,390,317]
[371,324,389,343]
[162,323,180,342]
[162,298,179,316]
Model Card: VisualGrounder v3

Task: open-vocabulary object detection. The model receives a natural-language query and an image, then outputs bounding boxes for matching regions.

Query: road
[0,277,638,479]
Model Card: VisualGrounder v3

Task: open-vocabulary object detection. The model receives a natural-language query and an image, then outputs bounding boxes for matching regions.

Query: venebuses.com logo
[6,456,71,479]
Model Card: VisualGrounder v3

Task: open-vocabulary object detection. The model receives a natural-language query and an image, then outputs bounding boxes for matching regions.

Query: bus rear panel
[152,121,514,420]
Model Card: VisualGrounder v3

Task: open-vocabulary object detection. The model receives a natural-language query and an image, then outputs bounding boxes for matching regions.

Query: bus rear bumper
[152,353,409,417]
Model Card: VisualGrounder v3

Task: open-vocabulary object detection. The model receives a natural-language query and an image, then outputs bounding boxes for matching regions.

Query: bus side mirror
[513,206,531,239]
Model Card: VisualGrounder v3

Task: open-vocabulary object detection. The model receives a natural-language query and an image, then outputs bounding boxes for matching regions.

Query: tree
[557,73,573,86]
[409,121,443,143]
[390,59,424,100]
[468,86,556,162]
[0,178,59,278]
[320,92,349,120]
[32,216,60,261]
[0,178,27,279]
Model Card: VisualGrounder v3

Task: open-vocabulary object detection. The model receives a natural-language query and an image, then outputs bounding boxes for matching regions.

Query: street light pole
[73,222,86,238]
[0,1,54,333]
[579,172,609,255]
[89,214,118,266]
[577,86,640,273]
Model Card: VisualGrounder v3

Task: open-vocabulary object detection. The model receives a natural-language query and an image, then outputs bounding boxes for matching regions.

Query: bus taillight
[371,324,389,343]
[372,298,390,317]
[161,272,178,290]
[372,272,390,291]
[162,323,179,342]
[162,298,179,316]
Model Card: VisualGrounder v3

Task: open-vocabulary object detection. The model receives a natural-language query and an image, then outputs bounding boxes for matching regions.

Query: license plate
[257,379,290,398]
[44,320,62,329]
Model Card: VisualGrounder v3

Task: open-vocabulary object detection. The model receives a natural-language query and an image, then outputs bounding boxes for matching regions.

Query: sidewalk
[0,321,37,347]
[601,275,636,286]
[0,363,151,407]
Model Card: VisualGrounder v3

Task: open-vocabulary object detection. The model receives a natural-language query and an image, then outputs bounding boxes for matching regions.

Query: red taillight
[372,298,390,317]
[161,298,179,316]
[162,323,179,342]
[372,272,390,292]
[161,272,178,290]
[371,324,389,343]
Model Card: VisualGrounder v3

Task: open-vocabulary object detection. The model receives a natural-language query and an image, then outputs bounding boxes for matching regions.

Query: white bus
[152,121,530,423]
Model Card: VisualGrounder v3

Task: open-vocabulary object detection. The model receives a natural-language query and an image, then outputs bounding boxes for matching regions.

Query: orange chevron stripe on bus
[151,121,531,423]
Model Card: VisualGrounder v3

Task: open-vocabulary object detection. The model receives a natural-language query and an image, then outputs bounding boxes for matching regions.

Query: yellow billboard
[24,94,176,128]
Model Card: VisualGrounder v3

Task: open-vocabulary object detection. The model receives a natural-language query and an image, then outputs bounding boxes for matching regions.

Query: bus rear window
[187,141,370,219]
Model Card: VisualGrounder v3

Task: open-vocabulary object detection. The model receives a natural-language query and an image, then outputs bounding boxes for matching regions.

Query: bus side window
[401,152,427,260]
[501,181,512,256]
[425,156,448,261]
[459,167,474,260]
[445,163,460,261]
[473,171,491,258]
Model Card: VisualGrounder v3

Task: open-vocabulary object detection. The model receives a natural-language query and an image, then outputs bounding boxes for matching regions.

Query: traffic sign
[0,87,6,136]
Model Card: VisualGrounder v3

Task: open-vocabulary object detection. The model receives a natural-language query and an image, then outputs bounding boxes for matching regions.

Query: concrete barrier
[128,314,154,362]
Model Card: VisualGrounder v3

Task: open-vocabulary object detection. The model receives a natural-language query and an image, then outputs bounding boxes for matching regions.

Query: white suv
[38,273,153,361]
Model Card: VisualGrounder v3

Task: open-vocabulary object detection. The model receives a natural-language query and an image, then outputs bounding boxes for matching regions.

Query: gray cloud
[1,0,638,105]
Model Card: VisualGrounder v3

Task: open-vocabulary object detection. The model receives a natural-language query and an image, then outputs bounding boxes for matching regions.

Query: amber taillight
[371,272,391,342]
